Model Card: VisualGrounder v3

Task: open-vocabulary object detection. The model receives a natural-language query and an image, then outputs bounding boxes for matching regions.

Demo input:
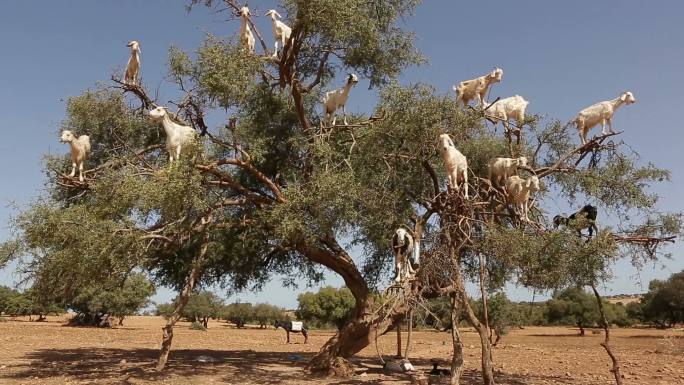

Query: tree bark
[450,294,465,385]
[453,256,495,385]
[156,241,209,371]
[299,238,407,374]
[477,254,492,357]
[404,309,413,359]
[396,322,403,358]
[590,284,623,385]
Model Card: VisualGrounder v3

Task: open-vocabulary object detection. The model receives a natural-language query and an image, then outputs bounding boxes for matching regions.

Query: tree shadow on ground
[348,356,579,385]
[2,347,584,385]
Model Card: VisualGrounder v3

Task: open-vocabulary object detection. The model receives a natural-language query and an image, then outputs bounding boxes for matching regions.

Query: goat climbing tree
[2,1,681,383]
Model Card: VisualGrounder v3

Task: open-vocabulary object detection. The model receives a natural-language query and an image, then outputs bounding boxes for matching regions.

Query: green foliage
[68,273,155,326]
[0,286,64,319]
[252,303,289,328]
[545,287,600,335]
[296,286,355,330]
[183,291,224,327]
[156,303,175,319]
[190,321,208,331]
[473,292,525,343]
[223,302,254,328]
[640,270,684,327]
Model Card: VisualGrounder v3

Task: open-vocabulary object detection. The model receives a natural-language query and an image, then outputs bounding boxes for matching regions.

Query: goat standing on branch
[123,40,141,86]
[554,204,599,238]
[322,74,359,126]
[573,91,636,145]
[265,9,291,58]
[391,227,415,283]
[453,67,503,108]
[148,106,198,163]
[505,175,540,221]
[60,130,91,182]
[487,156,527,188]
[238,6,256,53]
[485,95,529,134]
[439,134,469,198]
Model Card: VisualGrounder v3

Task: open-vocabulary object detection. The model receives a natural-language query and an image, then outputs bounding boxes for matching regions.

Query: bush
[190,321,207,331]
[223,302,253,327]
[68,273,155,327]
[296,286,355,330]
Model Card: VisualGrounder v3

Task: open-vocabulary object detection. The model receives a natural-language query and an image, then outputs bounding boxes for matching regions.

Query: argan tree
[1,1,680,383]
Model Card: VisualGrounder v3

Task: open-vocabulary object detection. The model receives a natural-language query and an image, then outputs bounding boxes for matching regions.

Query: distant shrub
[190,321,207,331]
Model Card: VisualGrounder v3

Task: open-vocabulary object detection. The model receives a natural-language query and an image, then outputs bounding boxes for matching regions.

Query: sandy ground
[0,316,682,385]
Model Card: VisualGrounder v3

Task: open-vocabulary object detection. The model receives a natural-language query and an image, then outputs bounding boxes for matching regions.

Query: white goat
[453,68,503,108]
[124,40,141,85]
[485,95,529,131]
[60,130,91,182]
[391,228,415,283]
[148,106,198,163]
[439,134,468,198]
[239,6,256,53]
[573,91,636,145]
[265,10,291,57]
[505,175,540,221]
[322,74,359,126]
[488,156,527,188]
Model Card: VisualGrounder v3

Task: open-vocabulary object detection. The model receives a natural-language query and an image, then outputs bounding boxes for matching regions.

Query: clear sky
[1,1,683,309]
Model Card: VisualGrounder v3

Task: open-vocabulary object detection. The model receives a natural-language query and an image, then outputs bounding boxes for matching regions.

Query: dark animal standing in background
[553,204,598,238]
[274,320,308,344]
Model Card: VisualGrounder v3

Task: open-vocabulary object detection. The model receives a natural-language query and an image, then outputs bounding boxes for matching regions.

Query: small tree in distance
[297,286,356,330]
[546,287,600,336]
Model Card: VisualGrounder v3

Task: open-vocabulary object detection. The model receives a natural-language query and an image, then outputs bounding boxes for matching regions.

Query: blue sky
[1,1,683,308]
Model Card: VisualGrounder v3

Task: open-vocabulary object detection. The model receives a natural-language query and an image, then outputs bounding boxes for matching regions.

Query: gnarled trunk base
[308,293,406,376]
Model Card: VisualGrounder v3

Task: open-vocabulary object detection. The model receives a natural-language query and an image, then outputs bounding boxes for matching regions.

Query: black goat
[274,320,308,344]
[553,204,598,238]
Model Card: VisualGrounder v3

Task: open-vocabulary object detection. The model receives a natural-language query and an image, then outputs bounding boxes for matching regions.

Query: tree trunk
[396,322,403,358]
[450,294,465,385]
[308,293,406,376]
[156,241,209,371]
[300,238,407,375]
[118,316,125,326]
[590,284,623,385]
[578,322,585,336]
[454,260,495,385]
[404,309,413,359]
[460,295,496,385]
[478,254,491,342]
[492,330,502,347]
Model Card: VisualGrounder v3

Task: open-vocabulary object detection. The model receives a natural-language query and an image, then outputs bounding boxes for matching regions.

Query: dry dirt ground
[0,316,682,385]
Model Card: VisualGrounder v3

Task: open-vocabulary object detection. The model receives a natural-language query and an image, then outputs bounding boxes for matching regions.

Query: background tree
[252,303,288,328]
[0,286,64,320]
[68,273,155,326]
[641,271,684,328]
[183,291,224,327]
[223,302,254,328]
[296,286,355,330]
[545,287,600,336]
[474,292,523,345]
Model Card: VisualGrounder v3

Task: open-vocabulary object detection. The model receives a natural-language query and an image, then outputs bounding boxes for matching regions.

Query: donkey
[274,320,308,344]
